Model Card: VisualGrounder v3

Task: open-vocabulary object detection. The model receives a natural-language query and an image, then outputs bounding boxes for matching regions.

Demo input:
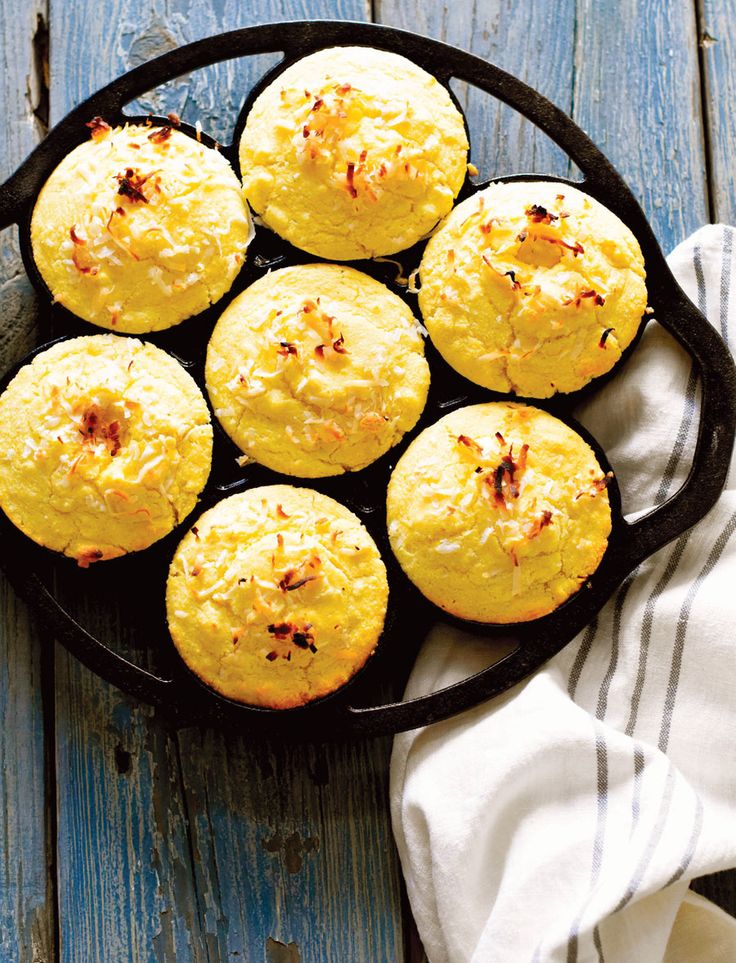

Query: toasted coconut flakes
[457,434,483,455]
[373,256,409,286]
[346,162,358,198]
[407,268,421,294]
[546,236,584,256]
[525,204,558,224]
[116,168,151,204]
[77,549,104,569]
[86,116,111,140]
[527,510,553,539]
[148,126,173,144]
[276,340,298,357]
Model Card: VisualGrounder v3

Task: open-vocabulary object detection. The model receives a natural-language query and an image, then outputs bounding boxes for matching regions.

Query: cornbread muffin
[0,335,212,565]
[31,120,252,333]
[239,46,469,259]
[386,402,612,623]
[166,486,388,708]
[206,264,430,477]
[419,181,647,397]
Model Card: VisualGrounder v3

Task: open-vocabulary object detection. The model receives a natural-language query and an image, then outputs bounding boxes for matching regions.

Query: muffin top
[166,485,388,708]
[0,335,212,565]
[239,46,469,260]
[419,181,647,397]
[206,264,430,477]
[31,121,252,333]
[387,402,613,623]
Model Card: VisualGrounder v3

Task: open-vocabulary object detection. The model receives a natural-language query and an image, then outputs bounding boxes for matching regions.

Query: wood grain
[0,2,55,961]
[176,731,404,961]
[375,0,576,181]
[570,0,708,252]
[54,687,205,961]
[698,0,736,224]
[49,3,404,962]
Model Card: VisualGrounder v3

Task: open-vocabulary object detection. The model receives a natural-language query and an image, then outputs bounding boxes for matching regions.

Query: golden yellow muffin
[206,264,430,477]
[239,46,468,260]
[166,485,388,708]
[31,120,252,333]
[419,181,647,397]
[0,335,212,565]
[386,402,612,623]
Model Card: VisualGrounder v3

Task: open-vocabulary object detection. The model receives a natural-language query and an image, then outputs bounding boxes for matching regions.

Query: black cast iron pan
[0,20,733,737]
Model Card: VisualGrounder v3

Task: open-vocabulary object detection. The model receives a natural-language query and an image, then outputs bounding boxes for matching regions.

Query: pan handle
[344,644,527,735]
[0,164,38,230]
[621,277,736,567]
[15,566,175,706]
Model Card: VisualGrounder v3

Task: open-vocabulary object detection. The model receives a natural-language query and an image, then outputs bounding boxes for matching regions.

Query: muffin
[166,485,388,708]
[0,335,213,565]
[206,264,430,477]
[31,120,252,333]
[386,402,612,623]
[239,46,469,260]
[419,181,647,397]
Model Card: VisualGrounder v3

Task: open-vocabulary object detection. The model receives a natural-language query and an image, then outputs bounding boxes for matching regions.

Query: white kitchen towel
[390,225,736,963]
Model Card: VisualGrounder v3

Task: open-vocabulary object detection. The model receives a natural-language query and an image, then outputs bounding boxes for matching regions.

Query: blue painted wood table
[1,1,735,960]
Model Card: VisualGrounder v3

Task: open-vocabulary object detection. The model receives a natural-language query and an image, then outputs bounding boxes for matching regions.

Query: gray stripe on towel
[720,227,733,344]
[662,795,704,889]
[624,532,693,736]
[659,511,736,753]
[568,619,598,699]
[566,722,609,963]
[611,765,677,913]
[612,512,736,911]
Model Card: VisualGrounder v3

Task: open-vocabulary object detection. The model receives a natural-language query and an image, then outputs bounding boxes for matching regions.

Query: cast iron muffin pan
[0,21,733,737]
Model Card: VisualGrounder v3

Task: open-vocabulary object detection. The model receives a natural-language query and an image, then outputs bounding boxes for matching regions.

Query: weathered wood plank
[51,0,371,142]
[699,0,736,224]
[375,0,575,180]
[571,0,708,252]
[0,1,55,961]
[176,732,405,961]
[53,683,205,962]
[49,2,404,962]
